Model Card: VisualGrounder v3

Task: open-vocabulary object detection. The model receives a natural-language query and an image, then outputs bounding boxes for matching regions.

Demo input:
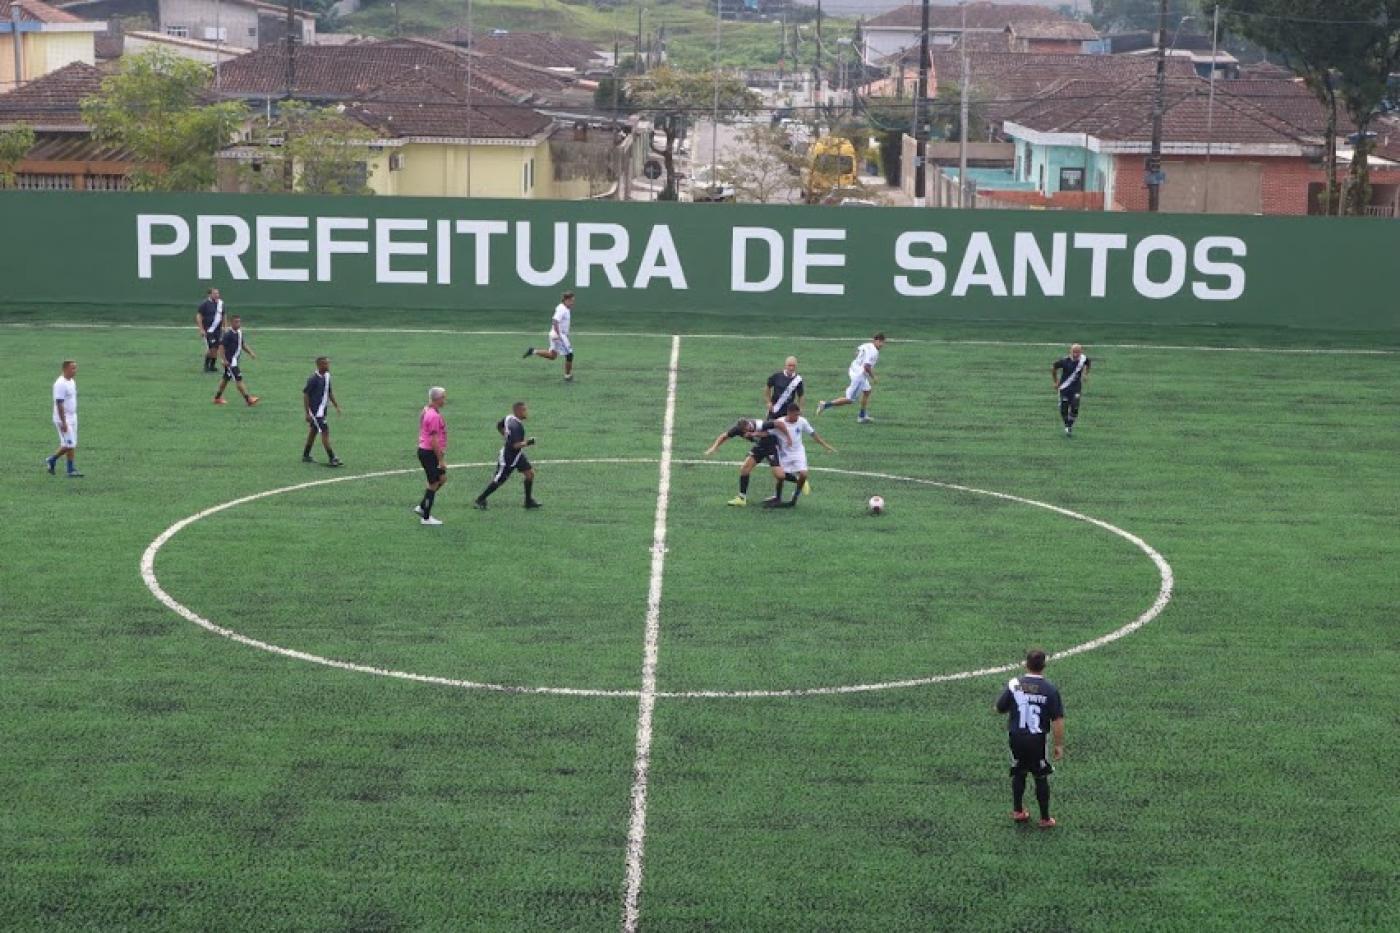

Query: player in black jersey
[1051,344,1091,437]
[213,315,260,407]
[195,288,225,372]
[302,356,343,466]
[474,402,540,510]
[704,416,791,506]
[994,649,1066,828]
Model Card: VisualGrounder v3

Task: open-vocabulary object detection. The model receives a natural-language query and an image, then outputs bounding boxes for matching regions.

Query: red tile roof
[213,37,582,105]
[926,51,1195,125]
[346,66,550,139]
[868,2,1079,31]
[427,29,605,72]
[0,61,104,126]
[1007,21,1099,42]
[0,0,84,24]
[1004,74,1318,149]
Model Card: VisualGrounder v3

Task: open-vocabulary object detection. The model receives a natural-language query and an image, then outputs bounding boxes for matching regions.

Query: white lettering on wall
[575,223,629,288]
[1192,236,1247,300]
[256,216,310,282]
[952,232,1008,296]
[893,231,948,297]
[731,227,785,293]
[516,221,569,287]
[632,225,688,289]
[1133,235,1187,299]
[196,215,251,281]
[1012,231,1066,298]
[136,214,190,279]
[316,217,369,283]
[792,229,846,296]
[1072,232,1128,298]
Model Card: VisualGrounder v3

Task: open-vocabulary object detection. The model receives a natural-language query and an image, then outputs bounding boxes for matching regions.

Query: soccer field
[2,308,1397,931]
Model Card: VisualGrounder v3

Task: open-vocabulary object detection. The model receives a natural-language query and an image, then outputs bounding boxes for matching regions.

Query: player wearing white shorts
[764,403,835,508]
[46,359,82,477]
[816,332,885,423]
[524,291,576,381]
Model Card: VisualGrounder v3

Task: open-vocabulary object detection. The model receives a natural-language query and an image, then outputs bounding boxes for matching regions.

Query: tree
[627,67,761,200]
[722,124,803,203]
[242,101,377,195]
[1223,1,1400,214]
[81,48,246,192]
[0,124,35,188]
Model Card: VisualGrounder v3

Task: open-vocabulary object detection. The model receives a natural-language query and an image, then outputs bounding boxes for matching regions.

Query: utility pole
[912,0,930,206]
[1202,3,1219,212]
[813,0,822,104]
[1146,0,1168,212]
[711,0,721,193]
[636,6,643,73]
[283,0,296,191]
[957,1,969,207]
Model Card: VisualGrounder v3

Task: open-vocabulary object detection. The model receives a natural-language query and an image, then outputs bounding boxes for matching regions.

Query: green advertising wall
[2,191,1398,331]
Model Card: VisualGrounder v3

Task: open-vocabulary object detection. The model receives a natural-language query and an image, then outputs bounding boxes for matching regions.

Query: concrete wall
[1026,142,1107,196]
[159,0,257,46]
[4,191,1399,330]
[0,31,96,89]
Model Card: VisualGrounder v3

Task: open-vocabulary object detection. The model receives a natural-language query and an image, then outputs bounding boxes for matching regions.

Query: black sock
[739,474,750,495]
[326,448,336,460]
[790,478,804,504]
[1068,406,1079,427]
[524,478,534,502]
[420,488,436,518]
[304,442,314,457]
[1034,776,1050,819]
[1012,772,1027,812]
[773,480,784,498]
[1059,399,1071,426]
[478,480,501,502]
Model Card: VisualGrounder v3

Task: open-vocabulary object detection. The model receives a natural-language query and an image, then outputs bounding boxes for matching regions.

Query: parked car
[690,164,736,203]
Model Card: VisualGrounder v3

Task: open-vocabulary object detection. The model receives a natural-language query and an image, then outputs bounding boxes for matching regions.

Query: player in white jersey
[764,403,835,508]
[816,332,885,423]
[523,290,576,381]
[46,359,82,477]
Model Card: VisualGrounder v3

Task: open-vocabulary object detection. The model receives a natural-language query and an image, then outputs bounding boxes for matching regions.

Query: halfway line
[621,334,680,932]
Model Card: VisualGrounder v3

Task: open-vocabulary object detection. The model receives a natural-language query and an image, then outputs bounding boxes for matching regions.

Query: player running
[213,315,260,407]
[765,403,835,508]
[302,356,343,467]
[523,291,576,381]
[816,332,885,423]
[1052,344,1091,437]
[704,415,791,506]
[474,402,541,510]
[45,359,82,478]
[195,288,224,373]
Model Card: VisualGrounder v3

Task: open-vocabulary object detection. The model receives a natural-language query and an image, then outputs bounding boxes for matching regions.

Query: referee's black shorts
[418,447,444,483]
[1008,733,1054,777]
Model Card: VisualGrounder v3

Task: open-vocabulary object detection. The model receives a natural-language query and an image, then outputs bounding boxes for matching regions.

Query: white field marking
[139,459,1173,698]
[4,320,1394,355]
[621,335,681,933]
[139,459,657,699]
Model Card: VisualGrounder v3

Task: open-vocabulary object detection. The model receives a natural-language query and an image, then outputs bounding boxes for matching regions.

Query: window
[165,25,190,38]
[523,157,535,193]
[1059,167,1085,192]
[248,27,258,38]
[203,26,227,41]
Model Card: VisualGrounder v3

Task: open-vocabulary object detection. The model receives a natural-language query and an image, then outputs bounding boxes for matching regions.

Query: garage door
[1161,161,1262,214]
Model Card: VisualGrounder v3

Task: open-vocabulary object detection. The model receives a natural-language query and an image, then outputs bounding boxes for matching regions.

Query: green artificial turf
[1,308,1397,930]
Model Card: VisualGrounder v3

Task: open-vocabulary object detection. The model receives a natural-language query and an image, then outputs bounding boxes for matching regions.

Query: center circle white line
[140,459,1173,700]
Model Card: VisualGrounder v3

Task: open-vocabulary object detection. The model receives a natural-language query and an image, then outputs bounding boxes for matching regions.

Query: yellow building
[351,100,559,200]
[0,0,102,93]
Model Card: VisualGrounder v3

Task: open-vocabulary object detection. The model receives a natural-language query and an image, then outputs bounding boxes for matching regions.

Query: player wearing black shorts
[1052,343,1091,437]
[994,649,1066,828]
[213,315,260,407]
[196,288,225,372]
[302,356,342,467]
[703,416,790,506]
[414,386,448,526]
[474,401,540,510]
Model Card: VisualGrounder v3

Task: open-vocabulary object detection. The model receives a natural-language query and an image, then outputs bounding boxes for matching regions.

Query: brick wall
[1111,153,1400,214]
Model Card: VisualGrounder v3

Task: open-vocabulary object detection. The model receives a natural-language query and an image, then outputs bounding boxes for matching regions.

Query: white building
[156,0,313,50]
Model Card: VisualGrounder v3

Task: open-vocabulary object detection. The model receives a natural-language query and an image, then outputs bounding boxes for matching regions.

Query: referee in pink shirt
[413,386,448,526]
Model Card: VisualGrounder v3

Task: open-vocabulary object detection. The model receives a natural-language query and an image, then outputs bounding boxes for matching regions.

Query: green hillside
[342,0,854,70]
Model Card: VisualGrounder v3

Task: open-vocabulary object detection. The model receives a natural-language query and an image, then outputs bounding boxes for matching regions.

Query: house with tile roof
[0,60,142,188]
[213,38,625,199]
[990,75,1400,215]
[861,2,1097,65]
[0,0,103,92]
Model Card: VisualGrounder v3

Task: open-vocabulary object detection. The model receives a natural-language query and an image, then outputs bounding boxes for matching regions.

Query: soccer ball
[868,495,885,515]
